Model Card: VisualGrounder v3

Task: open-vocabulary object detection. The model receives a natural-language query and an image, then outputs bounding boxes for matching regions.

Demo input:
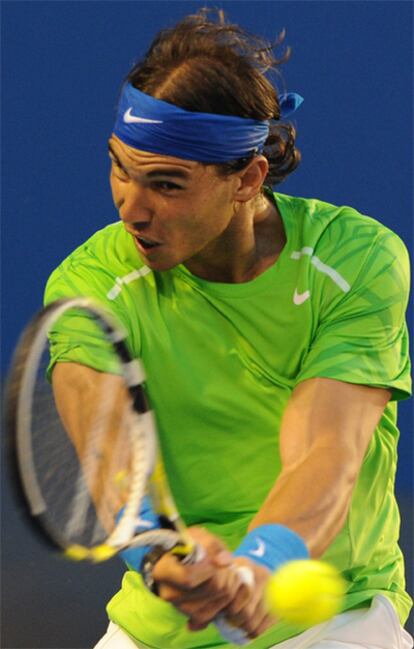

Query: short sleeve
[44,256,133,377]
[295,230,411,400]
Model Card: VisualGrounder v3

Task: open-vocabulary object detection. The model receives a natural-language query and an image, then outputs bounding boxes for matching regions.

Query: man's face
[109,135,241,272]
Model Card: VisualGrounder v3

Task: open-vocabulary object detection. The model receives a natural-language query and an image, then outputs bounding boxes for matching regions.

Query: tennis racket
[5,297,254,645]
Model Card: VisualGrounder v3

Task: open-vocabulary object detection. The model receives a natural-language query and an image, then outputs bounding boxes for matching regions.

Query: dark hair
[127,8,301,186]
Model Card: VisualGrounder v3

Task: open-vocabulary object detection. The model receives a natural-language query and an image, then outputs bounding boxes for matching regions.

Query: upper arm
[280,377,391,473]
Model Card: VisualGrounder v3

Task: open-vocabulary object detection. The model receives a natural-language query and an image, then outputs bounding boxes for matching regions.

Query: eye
[152,180,184,192]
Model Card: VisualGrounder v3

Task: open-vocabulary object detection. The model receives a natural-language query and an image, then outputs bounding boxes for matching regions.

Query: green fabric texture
[44,192,412,647]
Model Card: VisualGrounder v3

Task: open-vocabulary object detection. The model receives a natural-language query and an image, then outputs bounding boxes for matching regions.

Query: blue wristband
[118,496,160,571]
[234,524,309,572]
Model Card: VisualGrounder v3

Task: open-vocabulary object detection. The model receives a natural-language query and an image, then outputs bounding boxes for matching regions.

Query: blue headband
[113,83,303,162]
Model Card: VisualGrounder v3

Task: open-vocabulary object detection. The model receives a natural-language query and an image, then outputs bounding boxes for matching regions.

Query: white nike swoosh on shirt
[249,539,266,558]
[123,108,163,124]
[293,288,311,305]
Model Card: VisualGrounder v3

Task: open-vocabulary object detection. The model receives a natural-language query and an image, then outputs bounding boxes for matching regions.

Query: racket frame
[6,297,193,560]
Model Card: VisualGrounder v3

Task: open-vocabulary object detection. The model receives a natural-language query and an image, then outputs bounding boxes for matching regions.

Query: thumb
[188,527,234,567]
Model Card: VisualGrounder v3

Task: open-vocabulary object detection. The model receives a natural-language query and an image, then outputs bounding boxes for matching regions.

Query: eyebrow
[146,169,190,180]
[108,143,190,180]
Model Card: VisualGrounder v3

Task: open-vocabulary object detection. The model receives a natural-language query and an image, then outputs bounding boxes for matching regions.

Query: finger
[253,613,278,637]
[157,572,221,603]
[159,564,242,606]
[223,578,252,616]
[152,553,215,590]
[236,600,272,638]
[187,619,210,632]
[182,572,253,631]
[202,563,245,600]
[226,589,262,627]
[188,527,233,567]
[246,606,275,639]
[184,595,232,629]
[158,582,188,605]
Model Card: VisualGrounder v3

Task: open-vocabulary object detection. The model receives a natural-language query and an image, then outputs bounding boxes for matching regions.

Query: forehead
[109,134,205,177]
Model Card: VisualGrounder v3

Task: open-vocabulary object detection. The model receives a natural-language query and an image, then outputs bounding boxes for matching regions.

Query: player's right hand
[152,526,253,633]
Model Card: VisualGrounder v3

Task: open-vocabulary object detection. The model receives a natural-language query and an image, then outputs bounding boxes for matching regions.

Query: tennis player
[45,9,412,649]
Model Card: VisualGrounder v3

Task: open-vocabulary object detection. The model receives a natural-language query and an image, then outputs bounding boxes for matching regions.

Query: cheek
[181,190,233,237]
[195,191,234,234]
[176,208,229,249]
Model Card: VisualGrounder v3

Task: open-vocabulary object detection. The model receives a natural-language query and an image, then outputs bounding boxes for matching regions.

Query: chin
[141,256,180,273]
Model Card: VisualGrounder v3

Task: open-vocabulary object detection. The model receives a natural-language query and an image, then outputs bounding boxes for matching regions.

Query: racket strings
[35,346,108,546]
[20,324,141,549]
[107,410,153,548]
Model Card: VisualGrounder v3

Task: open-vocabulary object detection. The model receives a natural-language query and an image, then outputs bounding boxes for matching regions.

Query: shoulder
[276,191,407,248]
[53,221,142,272]
[276,192,410,295]
[44,221,146,303]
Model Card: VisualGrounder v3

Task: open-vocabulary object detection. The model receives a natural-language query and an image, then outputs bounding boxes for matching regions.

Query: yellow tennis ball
[265,560,346,627]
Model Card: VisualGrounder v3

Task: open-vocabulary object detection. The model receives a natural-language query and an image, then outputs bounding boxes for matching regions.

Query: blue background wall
[2,1,412,647]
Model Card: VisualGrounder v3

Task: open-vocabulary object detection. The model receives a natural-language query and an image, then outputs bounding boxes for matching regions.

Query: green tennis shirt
[44,192,412,648]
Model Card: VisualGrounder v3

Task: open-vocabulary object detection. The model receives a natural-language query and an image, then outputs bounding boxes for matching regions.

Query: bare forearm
[248,445,357,557]
[250,379,390,557]
[52,362,131,528]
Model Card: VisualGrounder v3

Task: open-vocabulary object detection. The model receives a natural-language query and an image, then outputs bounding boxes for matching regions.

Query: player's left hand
[186,554,277,639]
[151,527,277,639]
[218,556,278,639]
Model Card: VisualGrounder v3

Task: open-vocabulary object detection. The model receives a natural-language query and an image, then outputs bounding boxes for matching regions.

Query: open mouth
[135,236,161,250]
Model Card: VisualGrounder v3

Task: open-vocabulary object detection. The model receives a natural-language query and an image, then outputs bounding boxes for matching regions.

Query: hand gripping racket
[5,297,254,645]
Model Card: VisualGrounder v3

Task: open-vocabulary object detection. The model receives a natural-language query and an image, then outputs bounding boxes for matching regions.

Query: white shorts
[94,596,413,649]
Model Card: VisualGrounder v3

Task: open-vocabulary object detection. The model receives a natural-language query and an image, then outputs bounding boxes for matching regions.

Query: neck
[184,193,286,283]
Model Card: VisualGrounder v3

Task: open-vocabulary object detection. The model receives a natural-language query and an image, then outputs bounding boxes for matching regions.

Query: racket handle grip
[214,565,255,646]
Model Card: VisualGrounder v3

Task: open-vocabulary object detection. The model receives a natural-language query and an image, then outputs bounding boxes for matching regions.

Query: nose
[118,183,154,226]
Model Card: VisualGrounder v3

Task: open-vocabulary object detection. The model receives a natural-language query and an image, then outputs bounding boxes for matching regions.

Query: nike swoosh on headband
[124,108,164,124]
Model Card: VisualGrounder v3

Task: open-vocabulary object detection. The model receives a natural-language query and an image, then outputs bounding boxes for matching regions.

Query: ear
[233,156,269,203]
